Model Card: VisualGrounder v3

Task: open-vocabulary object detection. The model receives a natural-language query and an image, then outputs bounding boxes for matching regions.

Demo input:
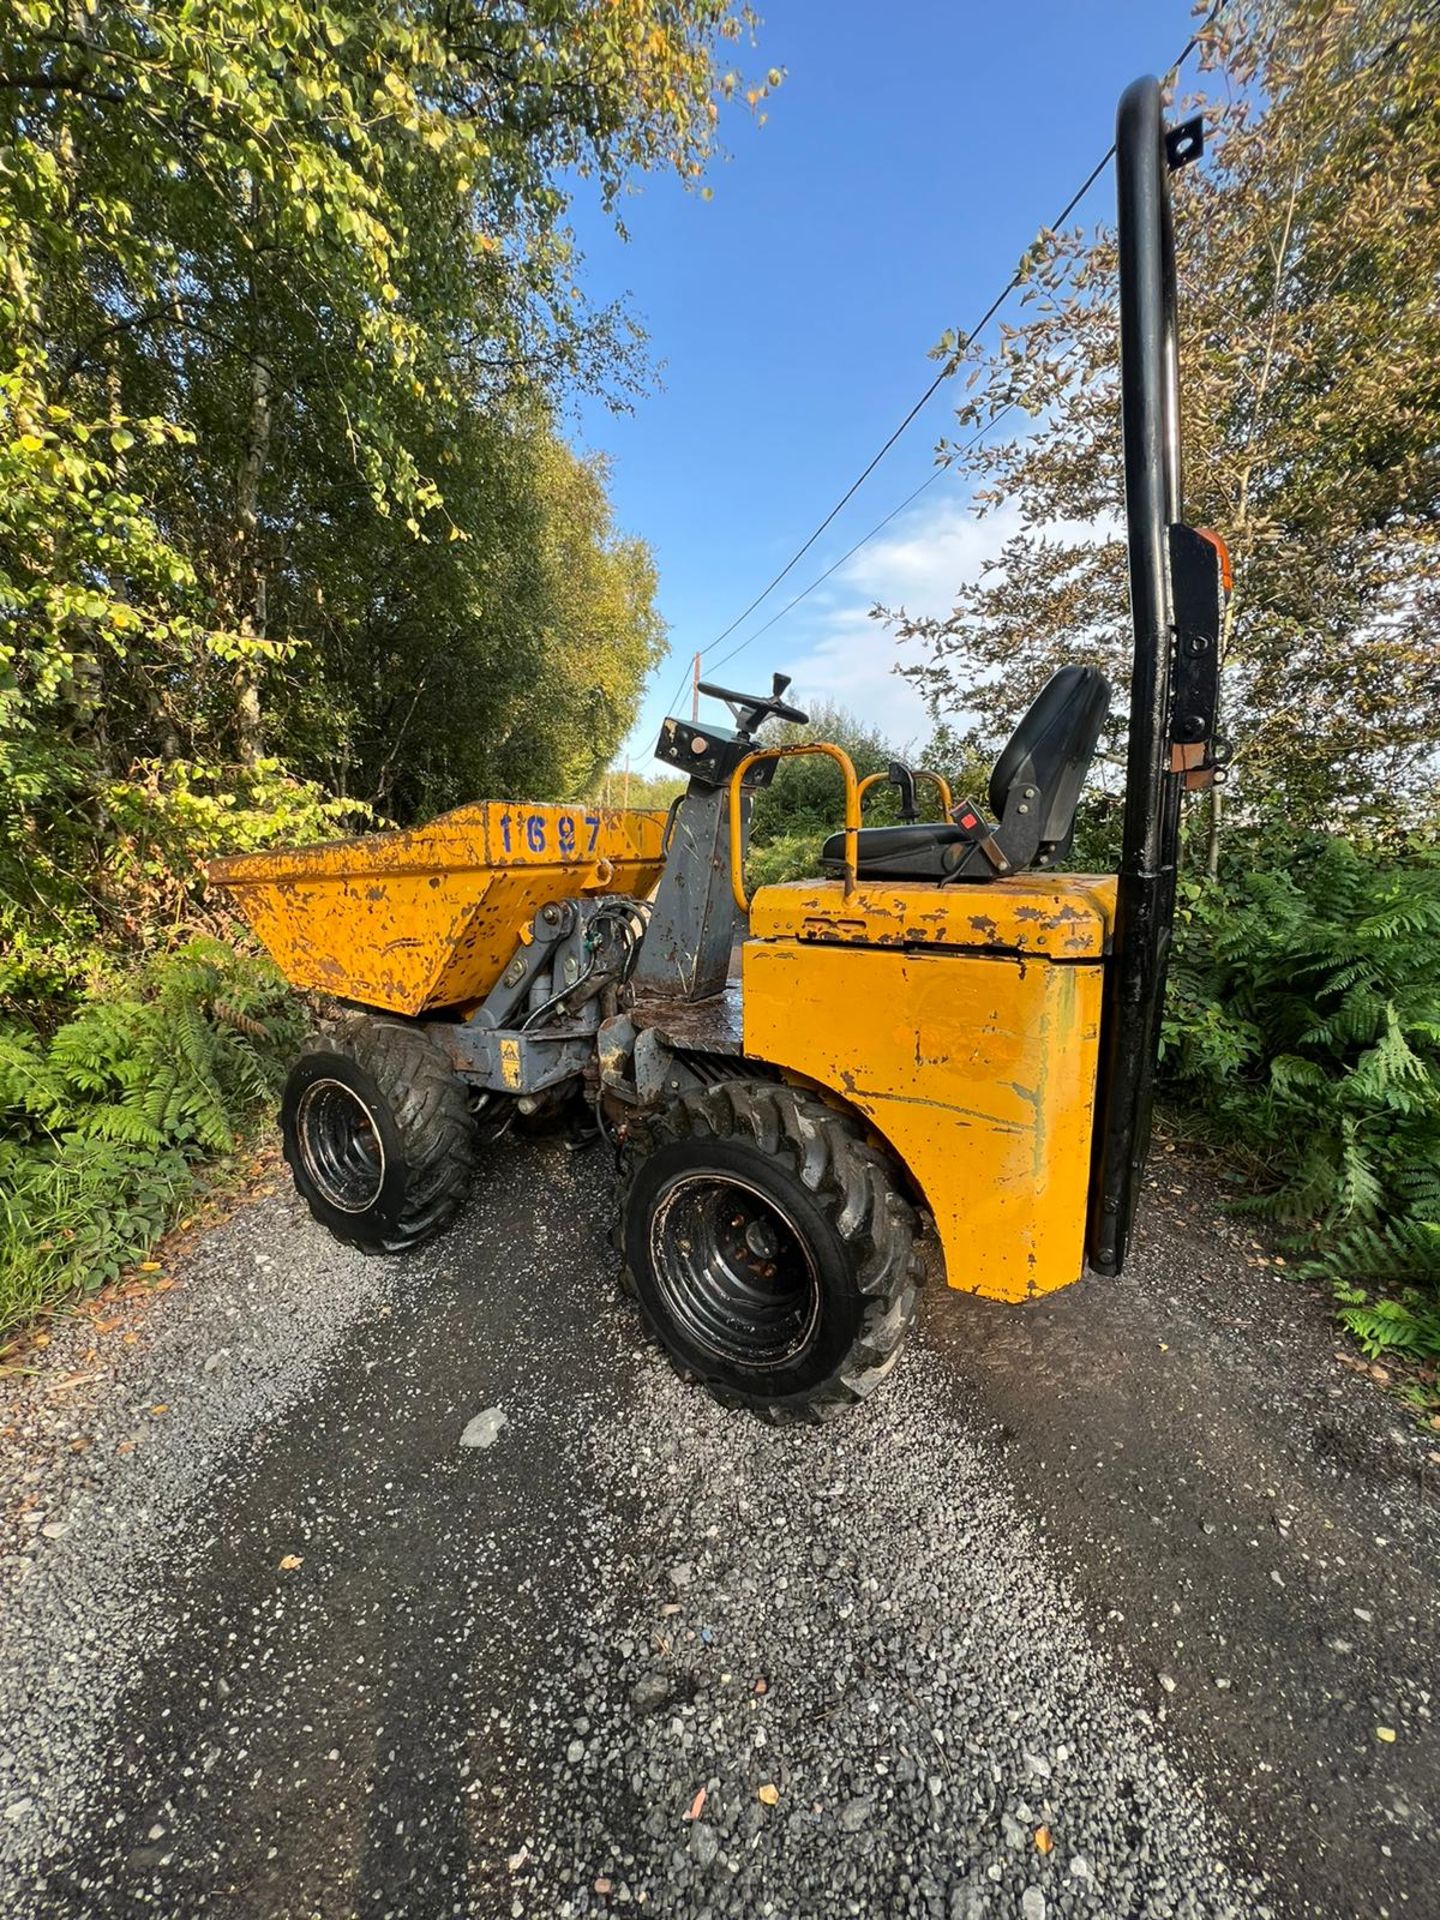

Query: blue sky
[569,0,1197,768]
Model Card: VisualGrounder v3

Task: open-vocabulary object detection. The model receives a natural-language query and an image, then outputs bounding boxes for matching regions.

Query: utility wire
[668,1,1227,709]
[702,401,1021,683]
[699,151,1110,664]
[701,469,947,683]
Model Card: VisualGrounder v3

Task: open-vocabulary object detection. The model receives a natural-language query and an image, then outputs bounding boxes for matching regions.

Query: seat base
[820,823,962,881]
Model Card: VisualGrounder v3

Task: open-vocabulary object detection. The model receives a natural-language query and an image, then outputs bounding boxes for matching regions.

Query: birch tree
[888,0,1440,868]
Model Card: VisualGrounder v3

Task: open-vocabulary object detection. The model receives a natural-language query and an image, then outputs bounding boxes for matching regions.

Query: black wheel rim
[296,1077,386,1213]
[649,1172,820,1371]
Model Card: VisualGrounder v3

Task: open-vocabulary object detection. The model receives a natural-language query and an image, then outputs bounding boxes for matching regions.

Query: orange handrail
[857,767,956,818]
[728,742,860,912]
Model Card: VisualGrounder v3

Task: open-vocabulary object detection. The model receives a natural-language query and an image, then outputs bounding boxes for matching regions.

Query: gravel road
[1,1138,1435,1919]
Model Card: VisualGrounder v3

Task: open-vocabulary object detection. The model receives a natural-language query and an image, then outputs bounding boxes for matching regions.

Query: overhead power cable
[700,468,948,684]
[666,1,1227,708]
[701,401,1020,683]
[698,147,1112,666]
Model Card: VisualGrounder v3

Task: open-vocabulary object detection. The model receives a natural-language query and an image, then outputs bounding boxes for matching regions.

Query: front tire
[619,1080,922,1424]
[281,1016,474,1253]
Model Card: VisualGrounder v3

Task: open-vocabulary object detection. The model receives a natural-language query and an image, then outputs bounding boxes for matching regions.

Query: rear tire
[281,1016,474,1253]
[619,1080,922,1424]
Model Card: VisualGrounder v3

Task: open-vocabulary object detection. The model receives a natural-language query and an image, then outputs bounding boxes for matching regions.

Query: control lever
[888,761,919,822]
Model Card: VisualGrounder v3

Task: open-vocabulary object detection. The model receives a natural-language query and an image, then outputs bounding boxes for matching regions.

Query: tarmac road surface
[1,1136,1435,1920]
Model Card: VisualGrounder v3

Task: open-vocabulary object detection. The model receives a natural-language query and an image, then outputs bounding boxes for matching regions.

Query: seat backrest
[989,665,1112,860]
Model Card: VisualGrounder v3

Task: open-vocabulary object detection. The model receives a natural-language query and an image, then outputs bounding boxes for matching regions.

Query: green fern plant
[0,942,303,1342]
[1164,834,1440,1370]
[1337,1288,1440,1364]
[31,939,300,1154]
[0,1138,191,1336]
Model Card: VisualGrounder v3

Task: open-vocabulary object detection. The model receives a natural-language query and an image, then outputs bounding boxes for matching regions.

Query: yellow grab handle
[728,742,860,912]
[858,767,955,817]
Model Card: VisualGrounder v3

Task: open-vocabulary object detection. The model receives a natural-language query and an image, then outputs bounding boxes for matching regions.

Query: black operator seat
[819,665,1112,883]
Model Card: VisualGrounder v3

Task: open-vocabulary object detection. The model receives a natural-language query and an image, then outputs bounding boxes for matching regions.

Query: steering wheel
[696,671,810,738]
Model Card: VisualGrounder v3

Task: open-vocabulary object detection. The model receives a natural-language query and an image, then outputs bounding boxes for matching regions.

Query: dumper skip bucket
[208,801,668,1018]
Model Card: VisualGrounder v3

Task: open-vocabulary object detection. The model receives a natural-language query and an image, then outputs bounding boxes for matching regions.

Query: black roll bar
[1086,75,1191,1276]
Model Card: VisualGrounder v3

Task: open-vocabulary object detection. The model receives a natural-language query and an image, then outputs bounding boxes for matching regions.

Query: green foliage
[0,940,303,1342]
[598,769,686,812]
[0,0,775,1341]
[1333,1278,1440,1370]
[752,703,899,839]
[0,1139,192,1341]
[744,702,953,886]
[1163,835,1440,1367]
[300,430,668,816]
[0,0,765,981]
[0,755,368,1013]
[892,0,1440,845]
[745,827,830,891]
[1,937,302,1154]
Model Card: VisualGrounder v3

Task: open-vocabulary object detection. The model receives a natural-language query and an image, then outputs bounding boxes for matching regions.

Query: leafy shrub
[0,755,368,1017]
[1332,1278,1440,1367]
[101,758,370,936]
[0,939,302,1343]
[745,828,830,890]
[1163,835,1440,1367]
[740,702,966,891]
[0,1140,192,1336]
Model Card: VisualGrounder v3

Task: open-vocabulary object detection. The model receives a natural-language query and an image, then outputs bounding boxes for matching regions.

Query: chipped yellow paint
[207,802,667,1017]
[749,873,1116,960]
[742,876,1112,1302]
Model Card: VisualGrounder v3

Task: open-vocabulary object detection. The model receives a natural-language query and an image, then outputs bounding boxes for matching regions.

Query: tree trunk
[1205,554,1241,884]
[1205,781,1223,881]
[234,351,272,764]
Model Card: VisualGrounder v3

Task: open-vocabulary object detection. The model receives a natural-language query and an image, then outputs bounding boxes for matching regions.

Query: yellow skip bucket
[208,801,668,1017]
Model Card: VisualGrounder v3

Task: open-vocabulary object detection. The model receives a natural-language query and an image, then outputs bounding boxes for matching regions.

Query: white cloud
[617,485,1022,765]
[769,489,1021,751]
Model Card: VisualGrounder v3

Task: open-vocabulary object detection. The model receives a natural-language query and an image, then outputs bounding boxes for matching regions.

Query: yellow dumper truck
[212,77,1227,1424]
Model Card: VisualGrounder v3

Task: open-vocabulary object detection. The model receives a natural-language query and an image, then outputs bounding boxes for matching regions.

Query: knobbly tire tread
[284,1016,474,1253]
[618,1080,923,1424]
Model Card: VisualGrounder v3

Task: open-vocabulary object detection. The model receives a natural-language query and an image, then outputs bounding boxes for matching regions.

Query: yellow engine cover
[741,874,1116,1302]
